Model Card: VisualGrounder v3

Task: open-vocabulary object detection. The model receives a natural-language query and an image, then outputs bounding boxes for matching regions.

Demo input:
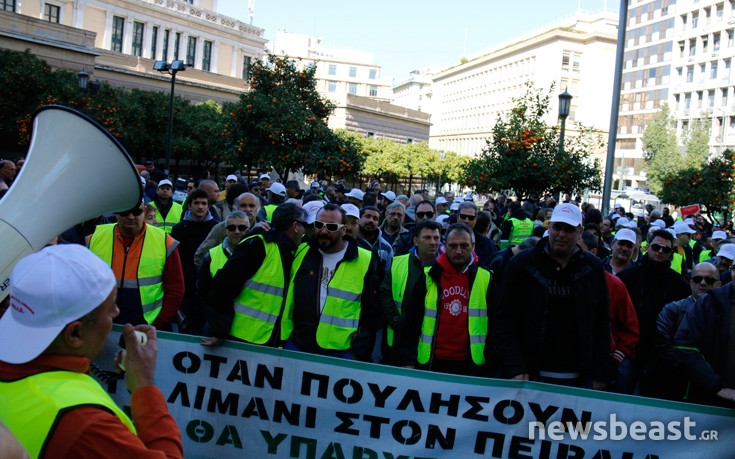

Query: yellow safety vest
[417,266,491,365]
[282,244,372,350]
[208,243,229,278]
[230,235,286,344]
[699,249,712,263]
[671,252,685,274]
[387,254,411,347]
[509,217,534,246]
[0,371,135,459]
[264,204,278,222]
[151,201,183,233]
[89,224,168,324]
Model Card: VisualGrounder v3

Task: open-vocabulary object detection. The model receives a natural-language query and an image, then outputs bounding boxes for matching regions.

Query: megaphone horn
[0,105,142,300]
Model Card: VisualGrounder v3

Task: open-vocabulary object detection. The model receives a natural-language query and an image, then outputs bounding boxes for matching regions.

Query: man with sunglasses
[394,201,436,256]
[646,262,721,401]
[88,200,185,330]
[281,203,380,360]
[457,201,497,268]
[205,203,307,347]
[617,229,690,394]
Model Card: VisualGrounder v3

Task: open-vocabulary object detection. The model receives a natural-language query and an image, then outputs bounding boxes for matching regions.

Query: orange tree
[462,85,601,199]
[659,149,735,220]
[226,54,362,179]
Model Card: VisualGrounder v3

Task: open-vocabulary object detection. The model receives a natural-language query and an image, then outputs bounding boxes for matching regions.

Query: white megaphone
[0,105,142,300]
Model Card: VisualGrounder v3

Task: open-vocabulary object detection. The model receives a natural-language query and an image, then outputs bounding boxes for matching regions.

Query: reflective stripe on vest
[509,218,533,245]
[387,255,411,347]
[264,204,278,222]
[282,244,372,350]
[152,201,183,234]
[89,224,168,324]
[0,371,135,458]
[209,244,229,278]
[417,266,491,365]
[230,234,286,344]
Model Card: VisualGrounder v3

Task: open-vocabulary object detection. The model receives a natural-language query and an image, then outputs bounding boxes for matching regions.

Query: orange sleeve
[46,387,183,459]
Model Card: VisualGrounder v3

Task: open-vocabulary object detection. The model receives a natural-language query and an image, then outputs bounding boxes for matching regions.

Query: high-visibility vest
[229,235,286,344]
[509,218,534,246]
[89,224,167,324]
[264,204,278,222]
[151,201,183,233]
[417,266,491,365]
[0,371,135,459]
[387,254,411,347]
[671,252,685,274]
[699,249,712,263]
[282,244,372,350]
[208,243,229,277]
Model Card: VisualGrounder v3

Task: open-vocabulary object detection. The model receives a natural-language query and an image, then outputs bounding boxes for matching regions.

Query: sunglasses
[226,224,248,232]
[458,213,476,221]
[416,211,435,219]
[649,243,673,254]
[691,276,718,285]
[314,221,344,232]
[115,207,145,217]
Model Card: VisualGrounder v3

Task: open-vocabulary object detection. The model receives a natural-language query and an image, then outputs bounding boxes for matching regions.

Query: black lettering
[560,408,591,433]
[493,399,524,425]
[167,381,190,406]
[591,450,612,459]
[186,419,214,443]
[242,396,270,420]
[273,400,300,425]
[194,385,206,409]
[426,424,455,450]
[334,379,364,404]
[557,443,584,459]
[396,389,425,412]
[261,431,288,454]
[528,403,559,427]
[429,392,459,416]
[382,454,410,459]
[203,353,227,378]
[352,446,378,459]
[321,442,346,459]
[290,435,317,459]
[216,425,243,448]
[391,420,421,446]
[508,436,533,459]
[539,439,552,459]
[226,360,251,385]
[463,395,490,421]
[207,389,239,415]
[306,406,317,428]
[474,431,505,457]
[362,414,390,438]
[301,372,329,399]
[335,412,360,436]
[367,383,396,408]
[173,351,200,374]
[256,364,283,390]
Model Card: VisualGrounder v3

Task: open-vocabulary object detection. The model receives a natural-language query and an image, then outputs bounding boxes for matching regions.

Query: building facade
[428,12,618,158]
[391,67,437,113]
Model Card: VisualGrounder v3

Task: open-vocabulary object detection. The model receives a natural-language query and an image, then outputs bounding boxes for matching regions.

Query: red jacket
[605,272,640,359]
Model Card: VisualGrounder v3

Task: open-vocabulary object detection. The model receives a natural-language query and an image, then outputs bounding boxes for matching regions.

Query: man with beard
[394,201,437,255]
[356,205,394,282]
[281,203,380,360]
[380,202,408,246]
[149,180,183,234]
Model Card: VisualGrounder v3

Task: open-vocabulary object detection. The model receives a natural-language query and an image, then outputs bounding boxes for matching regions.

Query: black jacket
[493,238,610,381]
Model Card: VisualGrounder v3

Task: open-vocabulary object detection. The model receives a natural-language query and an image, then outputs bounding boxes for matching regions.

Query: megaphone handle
[0,220,34,302]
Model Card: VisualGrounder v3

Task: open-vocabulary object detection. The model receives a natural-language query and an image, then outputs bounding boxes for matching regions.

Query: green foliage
[683,116,711,167]
[658,149,735,216]
[462,84,602,199]
[642,104,683,195]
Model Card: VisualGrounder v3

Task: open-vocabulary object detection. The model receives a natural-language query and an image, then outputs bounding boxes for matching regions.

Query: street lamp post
[77,70,101,94]
[154,60,186,177]
[558,89,572,156]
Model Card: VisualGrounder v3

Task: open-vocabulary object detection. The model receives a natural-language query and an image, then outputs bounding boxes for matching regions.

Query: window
[697,90,704,108]
[151,26,158,60]
[687,66,694,82]
[44,3,60,23]
[242,55,252,80]
[367,132,375,138]
[406,138,413,144]
[173,32,181,61]
[562,51,571,69]
[692,13,699,28]
[186,36,197,66]
[709,91,716,107]
[369,85,378,97]
[162,30,170,61]
[349,66,357,77]
[729,30,735,47]
[348,83,357,94]
[712,62,718,79]
[714,33,721,51]
[112,16,124,52]
[369,69,377,79]
[327,81,337,92]
[1,0,15,12]
[572,54,581,72]
[328,64,337,75]
[132,22,144,57]
[202,41,212,71]
[685,93,692,109]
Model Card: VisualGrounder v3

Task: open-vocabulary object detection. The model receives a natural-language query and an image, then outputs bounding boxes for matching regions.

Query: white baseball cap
[311,181,320,189]
[341,203,360,219]
[259,173,271,180]
[436,214,449,228]
[267,182,287,197]
[345,189,364,201]
[450,203,460,211]
[616,217,630,228]
[226,174,238,182]
[302,200,325,224]
[674,221,696,235]
[650,219,666,229]
[712,230,728,240]
[158,179,173,188]
[718,244,735,261]
[550,203,582,227]
[435,197,448,205]
[381,191,396,202]
[614,228,637,245]
[0,245,116,364]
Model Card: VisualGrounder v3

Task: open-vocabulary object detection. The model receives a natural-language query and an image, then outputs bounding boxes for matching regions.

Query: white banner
[95,326,735,458]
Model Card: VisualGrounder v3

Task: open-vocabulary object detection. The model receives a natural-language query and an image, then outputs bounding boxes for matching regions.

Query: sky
[217,0,619,84]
